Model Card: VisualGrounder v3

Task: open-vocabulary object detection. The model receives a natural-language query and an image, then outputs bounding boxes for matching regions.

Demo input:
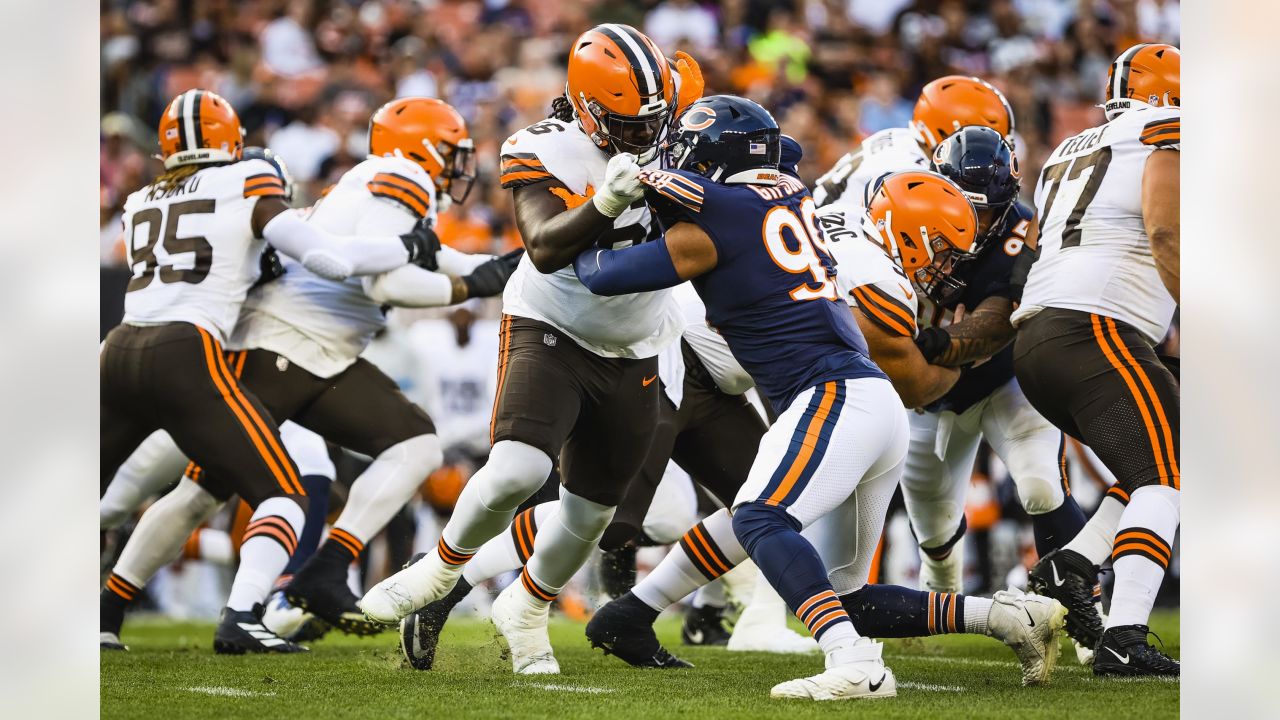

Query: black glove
[253,246,285,287]
[463,249,525,298]
[400,217,441,271]
[914,326,951,363]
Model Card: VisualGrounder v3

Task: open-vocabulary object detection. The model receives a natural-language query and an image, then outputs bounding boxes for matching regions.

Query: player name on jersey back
[1013,107,1180,343]
[498,118,680,360]
[121,159,285,342]
[813,127,929,212]
[232,155,436,378]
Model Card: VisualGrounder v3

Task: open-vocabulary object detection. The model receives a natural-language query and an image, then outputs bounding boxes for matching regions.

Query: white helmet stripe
[601,24,657,99]
[1112,44,1150,101]
[181,90,199,152]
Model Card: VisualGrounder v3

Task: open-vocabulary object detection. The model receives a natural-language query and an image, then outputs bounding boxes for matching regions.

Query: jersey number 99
[763,197,837,301]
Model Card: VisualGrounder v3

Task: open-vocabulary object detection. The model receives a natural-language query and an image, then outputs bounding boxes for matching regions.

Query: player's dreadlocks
[549,95,575,123]
[147,164,201,198]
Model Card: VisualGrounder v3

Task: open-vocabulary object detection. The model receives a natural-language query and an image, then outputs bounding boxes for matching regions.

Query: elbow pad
[300,250,354,281]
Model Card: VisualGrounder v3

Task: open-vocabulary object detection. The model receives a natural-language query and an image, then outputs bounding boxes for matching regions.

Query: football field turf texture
[102,609,1178,719]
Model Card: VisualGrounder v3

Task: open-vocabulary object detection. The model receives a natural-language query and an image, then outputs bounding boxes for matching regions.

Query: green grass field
[102,609,1178,719]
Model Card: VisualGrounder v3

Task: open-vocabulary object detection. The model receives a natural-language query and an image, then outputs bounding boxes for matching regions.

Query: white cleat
[728,624,820,654]
[491,581,560,675]
[986,588,1067,686]
[770,639,896,701]
[918,542,964,594]
[358,550,463,624]
[1074,640,1095,666]
[262,590,311,639]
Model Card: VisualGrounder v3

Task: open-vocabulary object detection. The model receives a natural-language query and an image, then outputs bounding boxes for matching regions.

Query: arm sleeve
[362,265,454,308]
[437,245,494,276]
[263,210,408,280]
[573,237,683,296]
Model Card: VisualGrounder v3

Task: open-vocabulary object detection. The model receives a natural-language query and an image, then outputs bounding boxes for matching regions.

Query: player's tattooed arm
[513,179,619,273]
[1143,149,1180,302]
[928,296,1017,367]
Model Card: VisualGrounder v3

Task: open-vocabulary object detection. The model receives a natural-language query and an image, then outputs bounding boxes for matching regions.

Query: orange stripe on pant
[1089,316,1171,487]
[1103,317,1179,487]
[489,316,513,444]
[766,382,838,506]
[210,339,303,495]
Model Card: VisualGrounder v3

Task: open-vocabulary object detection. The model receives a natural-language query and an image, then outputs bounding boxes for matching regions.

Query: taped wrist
[915,326,951,363]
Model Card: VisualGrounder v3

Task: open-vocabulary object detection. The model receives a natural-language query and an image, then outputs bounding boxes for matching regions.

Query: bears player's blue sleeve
[573,238,683,296]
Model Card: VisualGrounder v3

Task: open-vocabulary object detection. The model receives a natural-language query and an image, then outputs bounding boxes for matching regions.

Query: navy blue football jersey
[640,167,885,414]
[925,201,1033,413]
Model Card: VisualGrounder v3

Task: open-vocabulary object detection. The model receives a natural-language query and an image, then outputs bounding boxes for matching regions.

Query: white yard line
[519,683,614,694]
[898,681,967,693]
[185,686,277,698]
[887,654,1090,673]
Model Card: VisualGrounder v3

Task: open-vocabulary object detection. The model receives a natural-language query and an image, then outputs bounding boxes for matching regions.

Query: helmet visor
[440,139,476,205]
[914,236,974,304]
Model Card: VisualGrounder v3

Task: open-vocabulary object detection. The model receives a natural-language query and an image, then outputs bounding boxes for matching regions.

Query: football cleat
[918,543,964,594]
[262,590,311,639]
[490,580,559,674]
[727,618,819,654]
[283,561,385,637]
[359,549,463,625]
[213,604,308,654]
[1093,624,1180,677]
[1028,548,1105,651]
[100,631,128,651]
[400,553,474,670]
[769,639,896,701]
[985,588,1067,686]
[586,593,692,669]
[681,604,732,647]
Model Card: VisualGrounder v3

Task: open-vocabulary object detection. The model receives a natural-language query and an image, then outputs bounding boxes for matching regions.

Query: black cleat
[100,632,128,651]
[680,604,732,647]
[400,553,474,670]
[1028,548,1104,650]
[585,592,692,669]
[284,559,386,637]
[213,605,308,654]
[598,545,638,599]
[1093,624,1179,677]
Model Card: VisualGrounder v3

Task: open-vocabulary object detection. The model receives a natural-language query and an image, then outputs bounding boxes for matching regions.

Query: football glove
[592,152,644,218]
[463,249,525,298]
[400,217,442,271]
[674,51,705,114]
[914,326,951,363]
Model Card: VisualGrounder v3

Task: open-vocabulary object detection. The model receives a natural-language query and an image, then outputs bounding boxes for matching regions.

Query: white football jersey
[232,155,437,377]
[1012,107,1179,343]
[658,283,754,409]
[498,118,681,359]
[813,127,929,213]
[121,159,283,341]
[817,204,921,340]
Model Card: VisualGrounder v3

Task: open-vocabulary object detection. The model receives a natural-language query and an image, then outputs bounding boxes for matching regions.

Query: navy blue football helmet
[929,126,1020,253]
[242,146,296,202]
[663,95,781,185]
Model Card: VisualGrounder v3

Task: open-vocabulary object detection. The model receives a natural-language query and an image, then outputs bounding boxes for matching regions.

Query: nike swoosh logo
[1106,648,1130,664]
[898,283,914,300]
[1051,562,1065,587]
[1023,608,1036,627]
[642,375,657,387]
[686,628,704,644]
[868,673,886,692]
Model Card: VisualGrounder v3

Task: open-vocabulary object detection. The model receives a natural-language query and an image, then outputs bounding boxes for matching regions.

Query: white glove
[592,152,645,217]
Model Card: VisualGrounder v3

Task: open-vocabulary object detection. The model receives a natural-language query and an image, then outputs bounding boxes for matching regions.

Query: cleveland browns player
[1013,43,1181,677]
[360,24,703,675]
[100,89,438,653]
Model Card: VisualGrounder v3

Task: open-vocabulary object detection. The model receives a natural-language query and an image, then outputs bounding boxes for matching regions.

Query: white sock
[1064,490,1128,566]
[226,497,306,612]
[441,440,553,552]
[963,596,994,635]
[692,578,727,609]
[819,622,862,667]
[524,491,615,597]
[732,570,789,631]
[632,509,746,612]
[331,435,442,541]
[462,501,559,586]
[113,478,222,588]
[1106,485,1179,628]
[100,430,189,529]
[194,529,234,566]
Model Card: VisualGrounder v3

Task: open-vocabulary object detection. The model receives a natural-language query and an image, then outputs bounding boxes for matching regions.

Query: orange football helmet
[864,171,978,302]
[565,24,676,164]
[1103,44,1180,120]
[910,76,1014,151]
[157,89,243,169]
[369,97,476,204]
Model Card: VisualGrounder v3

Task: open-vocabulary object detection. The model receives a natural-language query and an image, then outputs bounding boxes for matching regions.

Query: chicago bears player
[359,24,704,676]
[101,98,517,650]
[824,128,1090,609]
[101,89,439,653]
[574,96,1063,699]
[1013,43,1180,677]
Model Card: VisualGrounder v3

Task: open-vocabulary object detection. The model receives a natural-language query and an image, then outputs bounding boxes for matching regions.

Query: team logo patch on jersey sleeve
[367,172,433,219]
[639,170,704,213]
[499,153,552,189]
[243,173,287,198]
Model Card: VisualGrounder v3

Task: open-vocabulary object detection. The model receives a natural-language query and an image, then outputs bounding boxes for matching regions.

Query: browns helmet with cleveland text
[157,89,244,169]
[1103,44,1180,120]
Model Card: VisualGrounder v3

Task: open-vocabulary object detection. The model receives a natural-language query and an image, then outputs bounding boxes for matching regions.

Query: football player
[1012,43,1180,677]
[359,24,704,675]
[101,89,439,653]
[573,95,1063,700]
[101,97,518,651]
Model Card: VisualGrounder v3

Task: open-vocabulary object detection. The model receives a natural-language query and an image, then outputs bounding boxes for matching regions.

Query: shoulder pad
[499,119,578,189]
[358,156,435,220]
[850,279,918,338]
[1136,108,1180,150]
[238,158,288,199]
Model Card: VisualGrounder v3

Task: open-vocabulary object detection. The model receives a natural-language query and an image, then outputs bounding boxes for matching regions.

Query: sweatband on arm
[263,211,409,280]
[573,238,682,296]
[437,245,494,276]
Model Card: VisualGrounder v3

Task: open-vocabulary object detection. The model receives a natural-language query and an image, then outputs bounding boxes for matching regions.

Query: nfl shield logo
[276,355,290,372]
[543,333,557,347]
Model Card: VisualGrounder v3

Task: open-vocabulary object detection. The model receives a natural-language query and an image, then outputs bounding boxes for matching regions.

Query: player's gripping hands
[462,249,525,298]
[401,217,443,271]
[592,152,645,217]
